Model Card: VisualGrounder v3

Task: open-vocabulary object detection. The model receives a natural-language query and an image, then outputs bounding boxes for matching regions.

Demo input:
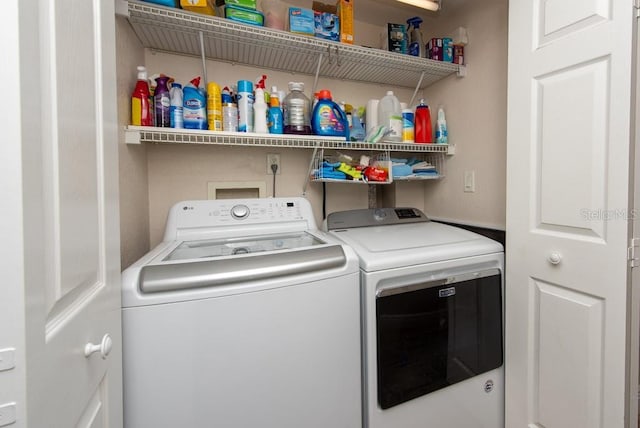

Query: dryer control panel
[326,207,429,230]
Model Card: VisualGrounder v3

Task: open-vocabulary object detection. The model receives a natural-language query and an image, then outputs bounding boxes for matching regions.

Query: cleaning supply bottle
[406,17,425,58]
[267,86,284,134]
[237,80,254,132]
[183,77,208,130]
[254,87,269,133]
[435,106,448,144]
[283,82,312,135]
[414,99,433,143]
[378,91,402,142]
[131,66,152,126]
[154,76,171,127]
[169,82,183,129]
[206,81,222,131]
[350,108,366,141]
[311,89,349,138]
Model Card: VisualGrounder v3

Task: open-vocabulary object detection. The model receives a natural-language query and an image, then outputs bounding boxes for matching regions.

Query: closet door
[506,0,637,426]
[13,0,123,426]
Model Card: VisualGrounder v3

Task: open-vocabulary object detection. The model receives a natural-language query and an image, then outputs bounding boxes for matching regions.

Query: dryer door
[375,268,503,409]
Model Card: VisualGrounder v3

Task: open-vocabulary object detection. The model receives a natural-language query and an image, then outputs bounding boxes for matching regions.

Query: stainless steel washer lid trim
[139,245,347,293]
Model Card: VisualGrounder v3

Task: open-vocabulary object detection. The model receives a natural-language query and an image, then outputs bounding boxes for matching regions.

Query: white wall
[116,0,509,265]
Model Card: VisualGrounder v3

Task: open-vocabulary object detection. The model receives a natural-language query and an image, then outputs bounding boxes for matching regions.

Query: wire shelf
[126,0,460,89]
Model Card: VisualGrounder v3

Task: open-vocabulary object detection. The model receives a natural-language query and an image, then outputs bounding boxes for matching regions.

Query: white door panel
[507,0,635,426]
[19,0,122,427]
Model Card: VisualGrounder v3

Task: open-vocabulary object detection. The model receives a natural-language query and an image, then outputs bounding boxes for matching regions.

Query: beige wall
[116,16,151,269]
[116,0,509,267]
[421,0,508,229]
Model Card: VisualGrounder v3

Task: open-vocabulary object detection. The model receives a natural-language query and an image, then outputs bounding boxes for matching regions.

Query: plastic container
[435,106,448,144]
[260,0,286,29]
[254,87,269,133]
[207,81,222,131]
[414,99,433,143]
[267,86,284,134]
[311,89,348,138]
[131,66,152,126]
[183,77,208,130]
[154,76,171,127]
[237,80,254,132]
[222,102,238,132]
[283,82,312,135]
[169,83,183,129]
[350,109,365,141]
[378,91,402,142]
[402,108,414,142]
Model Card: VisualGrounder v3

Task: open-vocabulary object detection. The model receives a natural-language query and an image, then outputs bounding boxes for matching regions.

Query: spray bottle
[253,75,269,134]
[268,85,284,134]
[435,106,448,144]
[406,17,425,58]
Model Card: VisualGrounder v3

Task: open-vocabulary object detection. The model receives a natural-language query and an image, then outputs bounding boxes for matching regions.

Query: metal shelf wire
[125,126,451,153]
[126,0,460,89]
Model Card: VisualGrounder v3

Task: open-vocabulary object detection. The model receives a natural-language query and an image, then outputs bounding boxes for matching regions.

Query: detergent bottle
[154,75,171,127]
[407,17,425,58]
[311,89,349,139]
[267,86,284,134]
[283,82,312,135]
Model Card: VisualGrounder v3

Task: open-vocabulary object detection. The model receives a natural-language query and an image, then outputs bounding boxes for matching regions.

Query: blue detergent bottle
[311,90,349,139]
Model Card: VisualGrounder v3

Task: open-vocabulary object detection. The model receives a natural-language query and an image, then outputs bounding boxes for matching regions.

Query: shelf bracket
[199,31,208,84]
[457,65,467,77]
[302,146,320,195]
[312,53,324,98]
[409,71,425,107]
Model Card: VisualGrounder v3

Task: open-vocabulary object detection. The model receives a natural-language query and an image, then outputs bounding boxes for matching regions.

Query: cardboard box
[453,44,464,65]
[180,0,216,15]
[336,0,353,44]
[442,37,453,62]
[289,7,315,36]
[427,38,442,60]
[387,23,407,54]
[312,2,339,41]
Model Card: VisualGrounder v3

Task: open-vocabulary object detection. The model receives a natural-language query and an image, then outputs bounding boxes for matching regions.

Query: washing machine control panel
[166,198,315,240]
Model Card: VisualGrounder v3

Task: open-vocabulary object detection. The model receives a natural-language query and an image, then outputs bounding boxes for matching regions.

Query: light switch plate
[464,170,475,193]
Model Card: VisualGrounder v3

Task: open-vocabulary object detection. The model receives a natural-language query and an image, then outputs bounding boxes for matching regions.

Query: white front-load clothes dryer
[325,207,505,428]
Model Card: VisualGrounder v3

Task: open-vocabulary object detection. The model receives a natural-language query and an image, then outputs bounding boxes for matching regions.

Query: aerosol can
[407,16,425,58]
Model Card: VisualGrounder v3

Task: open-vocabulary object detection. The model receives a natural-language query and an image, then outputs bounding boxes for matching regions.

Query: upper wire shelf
[126,0,460,89]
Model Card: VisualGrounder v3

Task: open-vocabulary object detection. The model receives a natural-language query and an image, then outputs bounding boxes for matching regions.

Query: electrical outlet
[464,170,476,193]
[267,153,281,175]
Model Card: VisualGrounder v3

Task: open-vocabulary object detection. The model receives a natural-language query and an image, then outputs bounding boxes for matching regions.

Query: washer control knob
[231,204,250,219]
[373,209,387,222]
[547,252,562,265]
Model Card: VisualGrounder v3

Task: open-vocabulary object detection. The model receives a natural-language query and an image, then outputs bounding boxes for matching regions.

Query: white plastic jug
[378,91,402,142]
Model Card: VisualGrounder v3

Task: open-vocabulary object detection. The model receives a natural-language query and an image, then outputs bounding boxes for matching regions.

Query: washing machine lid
[327,213,503,272]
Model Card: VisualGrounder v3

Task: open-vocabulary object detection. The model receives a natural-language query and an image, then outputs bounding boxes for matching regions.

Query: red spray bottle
[414,98,432,143]
[131,66,152,126]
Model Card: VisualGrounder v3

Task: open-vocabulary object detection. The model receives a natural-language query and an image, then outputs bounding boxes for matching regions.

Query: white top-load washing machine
[122,198,361,428]
[325,207,505,428]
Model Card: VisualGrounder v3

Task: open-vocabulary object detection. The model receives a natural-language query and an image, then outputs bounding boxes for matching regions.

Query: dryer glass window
[376,269,503,409]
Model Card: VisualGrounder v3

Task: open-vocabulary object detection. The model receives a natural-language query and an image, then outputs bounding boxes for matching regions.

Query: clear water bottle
[283,82,312,135]
[378,91,402,142]
[169,83,183,129]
